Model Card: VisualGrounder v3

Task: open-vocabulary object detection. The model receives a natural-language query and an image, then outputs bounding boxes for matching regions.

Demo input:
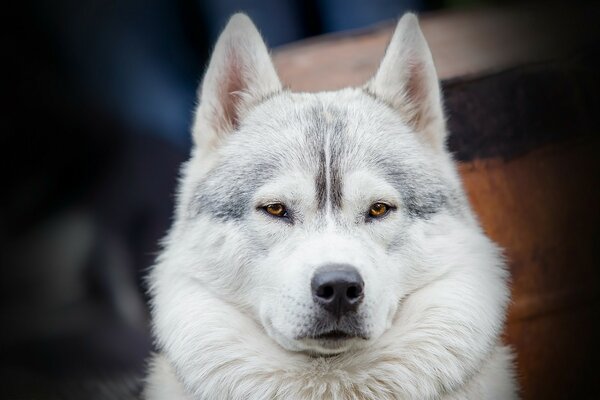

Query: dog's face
[163,14,470,356]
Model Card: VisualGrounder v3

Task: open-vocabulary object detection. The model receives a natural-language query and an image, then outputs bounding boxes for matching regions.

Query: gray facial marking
[329,116,345,210]
[378,158,448,218]
[191,158,277,221]
[308,105,346,211]
[191,100,352,223]
[189,93,453,224]
[306,100,449,220]
[315,147,328,210]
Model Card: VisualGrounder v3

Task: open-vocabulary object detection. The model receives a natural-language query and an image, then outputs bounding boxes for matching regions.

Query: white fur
[145,13,517,399]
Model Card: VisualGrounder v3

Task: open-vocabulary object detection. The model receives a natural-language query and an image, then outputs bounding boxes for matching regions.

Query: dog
[144,13,517,399]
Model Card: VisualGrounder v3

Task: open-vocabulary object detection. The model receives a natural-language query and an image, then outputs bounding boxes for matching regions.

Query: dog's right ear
[192,13,282,151]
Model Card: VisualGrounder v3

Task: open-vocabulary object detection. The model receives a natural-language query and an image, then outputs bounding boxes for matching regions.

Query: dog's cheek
[395,216,461,293]
[360,253,405,338]
[255,246,317,341]
[180,221,262,306]
[360,216,411,297]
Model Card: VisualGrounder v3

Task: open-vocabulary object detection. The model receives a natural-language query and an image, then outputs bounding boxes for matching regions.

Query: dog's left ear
[192,13,282,151]
[365,13,446,151]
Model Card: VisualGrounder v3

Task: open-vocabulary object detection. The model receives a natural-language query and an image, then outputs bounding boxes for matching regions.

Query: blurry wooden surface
[274,3,599,89]
[274,4,600,399]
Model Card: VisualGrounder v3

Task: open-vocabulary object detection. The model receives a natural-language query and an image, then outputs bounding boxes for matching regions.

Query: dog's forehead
[243,90,406,149]
[192,89,449,221]
[229,89,420,169]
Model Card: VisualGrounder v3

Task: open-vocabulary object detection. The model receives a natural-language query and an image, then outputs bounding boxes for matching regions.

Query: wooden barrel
[273,4,600,399]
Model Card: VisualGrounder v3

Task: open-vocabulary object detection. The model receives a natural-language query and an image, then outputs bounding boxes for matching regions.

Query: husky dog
[145,13,517,400]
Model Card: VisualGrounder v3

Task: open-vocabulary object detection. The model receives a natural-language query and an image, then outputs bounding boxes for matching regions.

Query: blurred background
[2,0,599,399]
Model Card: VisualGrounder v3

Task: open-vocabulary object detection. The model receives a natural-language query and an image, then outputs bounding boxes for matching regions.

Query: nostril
[346,285,362,300]
[317,285,335,300]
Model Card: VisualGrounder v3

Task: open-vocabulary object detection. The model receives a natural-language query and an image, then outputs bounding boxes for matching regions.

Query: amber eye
[264,203,287,218]
[368,202,390,218]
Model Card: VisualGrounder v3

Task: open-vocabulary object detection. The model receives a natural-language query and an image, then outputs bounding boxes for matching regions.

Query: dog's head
[160,14,473,356]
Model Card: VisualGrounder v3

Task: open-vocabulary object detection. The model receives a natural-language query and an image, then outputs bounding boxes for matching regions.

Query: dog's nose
[311,264,364,318]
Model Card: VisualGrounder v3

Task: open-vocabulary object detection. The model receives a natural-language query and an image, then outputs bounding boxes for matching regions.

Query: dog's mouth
[267,313,370,355]
[297,328,368,356]
[310,329,363,341]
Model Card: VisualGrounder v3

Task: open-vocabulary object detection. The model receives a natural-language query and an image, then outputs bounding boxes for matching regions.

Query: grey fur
[192,158,278,221]
[191,93,451,222]
[380,160,448,218]
[308,105,345,211]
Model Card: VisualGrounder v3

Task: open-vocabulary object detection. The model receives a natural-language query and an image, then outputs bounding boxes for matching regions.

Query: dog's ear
[192,13,282,150]
[365,13,446,151]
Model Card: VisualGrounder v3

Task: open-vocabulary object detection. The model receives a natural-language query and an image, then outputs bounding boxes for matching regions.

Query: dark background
[1,0,597,398]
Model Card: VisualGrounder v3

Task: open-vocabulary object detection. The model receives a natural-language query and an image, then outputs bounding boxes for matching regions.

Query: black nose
[311,264,364,319]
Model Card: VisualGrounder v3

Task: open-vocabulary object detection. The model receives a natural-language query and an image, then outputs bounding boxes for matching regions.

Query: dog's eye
[368,203,390,218]
[264,203,288,218]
